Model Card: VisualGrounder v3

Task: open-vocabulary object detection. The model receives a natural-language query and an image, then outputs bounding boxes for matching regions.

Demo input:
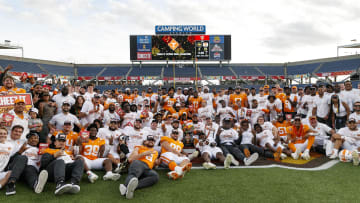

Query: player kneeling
[119,135,159,199]
[77,124,120,183]
[196,132,232,169]
[160,130,192,180]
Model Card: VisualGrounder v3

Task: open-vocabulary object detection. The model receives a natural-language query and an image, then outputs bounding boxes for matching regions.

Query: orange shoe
[273,147,282,162]
[167,171,182,180]
[244,148,250,158]
[182,162,192,173]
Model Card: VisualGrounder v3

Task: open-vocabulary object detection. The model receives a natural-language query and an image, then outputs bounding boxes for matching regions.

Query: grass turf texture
[0,162,357,202]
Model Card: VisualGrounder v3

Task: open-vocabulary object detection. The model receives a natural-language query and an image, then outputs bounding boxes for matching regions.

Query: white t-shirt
[248,107,265,126]
[200,92,214,107]
[217,106,235,122]
[340,90,357,111]
[84,92,96,101]
[240,128,253,145]
[123,127,147,152]
[313,94,330,118]
[349,112,360,128]
[22,145,40,170]
[53,94,75,114]
[302,95,317,117]
[80,101,104,126]
[174,93,185,103]
[218,128,238,145]
[121,112,137,128]
[198,106,215,120]
[136,111,153,128]
[256,130,274,147]
[7,138,26,156]
[0,141,15,172]
[338,127,360,147]
[143,127,163,147]
[49,112,80,131]
[103,110,120,126]
[97,127,123,147]
[257,95,268,109]
[1,110,30,140]
[203,122,219,141]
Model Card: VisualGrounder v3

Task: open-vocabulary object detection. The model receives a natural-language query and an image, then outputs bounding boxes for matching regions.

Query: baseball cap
[309,116,317,120]
[171,129,179,134]
[14,99,25,104]
[175,103,181,107]
[29,108,39,114]
[294,115,302,121]
[264,85,270,88]
[172,119,180,123]
[55,133,67,141]
[26,132,39,139]
[94,94,101,98]
[125,88,130,91]
[110,118,119,123]
[64,121,72,125]
[348,118,356,123]
[292,86,297,89]
[62,101,70,106]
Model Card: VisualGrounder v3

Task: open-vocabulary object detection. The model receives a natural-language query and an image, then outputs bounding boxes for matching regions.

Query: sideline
[190,160,340,171]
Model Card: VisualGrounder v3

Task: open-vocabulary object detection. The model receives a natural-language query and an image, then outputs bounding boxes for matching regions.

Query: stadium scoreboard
[130,34,231,61]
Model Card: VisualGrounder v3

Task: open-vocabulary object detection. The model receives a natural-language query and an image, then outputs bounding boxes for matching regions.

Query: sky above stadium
[0,0,359,64]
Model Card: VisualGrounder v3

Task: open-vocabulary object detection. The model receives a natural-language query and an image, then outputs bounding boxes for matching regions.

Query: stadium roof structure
[0,41,24,57]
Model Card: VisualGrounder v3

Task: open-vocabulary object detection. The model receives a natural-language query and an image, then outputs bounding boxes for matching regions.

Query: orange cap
[264,85,270,88]
[14,99,25,104]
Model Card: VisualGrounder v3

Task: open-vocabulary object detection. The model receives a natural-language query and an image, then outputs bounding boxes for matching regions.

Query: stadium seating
[287,63,321,75]
[200,65,234,76]
[129,65,163,77]
[99,66,131,77]
[257,65,285,76]
[39,64,74,76]
[163,65,197,77]
[76,66,104,77]
[231,65,263,76]
[316,58,360,73]
[0,59,44,74]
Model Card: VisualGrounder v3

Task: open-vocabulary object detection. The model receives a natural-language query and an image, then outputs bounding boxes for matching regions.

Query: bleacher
[0,59,45,74]
[129,65,163,77]
[257,65,284,76]
[76,66,103,77]
[163,65,197,77]
[231,65,263,76]
[99,66,131,77]
[316,58,360,73]
[200,65,234,76]
[40,63,74,76]
[287,63,321,75]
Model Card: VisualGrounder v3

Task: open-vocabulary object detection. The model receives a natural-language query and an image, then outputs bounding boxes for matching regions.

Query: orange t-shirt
[123,94,135,103]
[286,124,310,144]
[43,148,73,156]
[229,93,247,109]
[160,136,184,154]
[188,97,203,113]
[274,121,291,137]
[0,86,26,94]
[164,97,177,108]
[135,145,158,169]
[52,131,79,151]
[81,137,105,160]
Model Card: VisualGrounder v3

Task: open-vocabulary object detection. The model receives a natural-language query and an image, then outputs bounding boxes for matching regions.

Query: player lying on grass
[41,133,84,195]
[286,115,316,160]
[160,129,192,180]
[253,123,291,160]
[195,132,233,169]
[216,118,258,166]
[326,118,360,161]
[119,135,159,199]
[77,124,120,183]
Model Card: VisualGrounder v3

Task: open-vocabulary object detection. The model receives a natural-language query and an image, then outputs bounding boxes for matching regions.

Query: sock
[288,143,297,152]
[168,161,177,171]
[306,136,315,150]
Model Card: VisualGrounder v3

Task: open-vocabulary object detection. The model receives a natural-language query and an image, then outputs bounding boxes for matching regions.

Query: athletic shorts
[80,156,107,170]
[160,152,189,165]
[201,146,223,159]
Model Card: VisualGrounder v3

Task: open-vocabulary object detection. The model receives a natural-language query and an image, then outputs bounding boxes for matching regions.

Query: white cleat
[34,170,48,194]
[224,154,232,169]
[291,148,301,160]
[301,149,310,160]
[329,151,338,159]
[119,184,126,196]
[280,153,287,160]
[188,151,199,160]
[352,151,359,166]
[126,178,138,199]
[325,140,334,157]
[228,154,239,166]
[244,153,259,166]
[103,172,121,181]
[202,162,211,169]
[88,171,98,183]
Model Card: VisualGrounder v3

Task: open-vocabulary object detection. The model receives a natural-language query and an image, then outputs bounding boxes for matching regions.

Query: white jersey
[103,110,120,126]
[7,138,26,156]
[256,130,274,147]
[248,107,265,126]
[247,94,258,108]
[0,141,14,172]
[200,92,214,107]
[174,93,185,103]
[203,123,219,141]
[80,101,104,126]
[123,127,147,151]
[265,99,282,121]
[338,127,360,147]
[22,145,40,170]
[240,128,254,145]
[257,95,268,109]
[218,128,238,145]
[121,112,137,128]
[97,127,122,147]
[261,122,274,132]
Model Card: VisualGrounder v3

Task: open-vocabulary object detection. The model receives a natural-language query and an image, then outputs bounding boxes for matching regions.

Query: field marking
[190,160,340,171]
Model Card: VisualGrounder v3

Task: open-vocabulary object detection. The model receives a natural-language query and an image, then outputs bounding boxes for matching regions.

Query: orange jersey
[276,93,286,101]
[0,86,26,94]
[229,93,247,109]
[123,94,135,103]
[286,124,310,144]
[52,131,79,150]
[81,137,105,160]
[188,96,203,113]
[178,108,190,118]
[43,148,73,156]
[135,145,158,169]
[160,136,184,154]
[163,97,177,108]
[274,121,291,137]
[282,95,298,113]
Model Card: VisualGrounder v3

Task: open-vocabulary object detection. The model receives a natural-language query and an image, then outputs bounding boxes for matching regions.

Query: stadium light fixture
[0,40,24,57]
[337,40,360,56]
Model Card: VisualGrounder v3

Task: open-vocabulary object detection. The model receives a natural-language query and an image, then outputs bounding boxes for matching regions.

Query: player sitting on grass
[160,129,192,180]
[253,124,290,161]
[216,118,258,166]
[286,115,316,160]
[119,135,159,199]
[41,133,84,195]
[19,132,48,194]
[78,124,120,183]
[196,132,233,169]
[327,118,360,163]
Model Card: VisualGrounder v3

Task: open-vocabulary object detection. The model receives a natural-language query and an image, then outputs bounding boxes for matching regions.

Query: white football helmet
[339,149,353,162]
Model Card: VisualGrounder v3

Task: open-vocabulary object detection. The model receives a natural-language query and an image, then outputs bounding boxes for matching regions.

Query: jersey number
[84,145,100,157]
[170,143,181,152]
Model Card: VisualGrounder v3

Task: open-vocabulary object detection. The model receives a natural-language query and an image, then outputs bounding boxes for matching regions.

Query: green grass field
[0,163,358,203]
